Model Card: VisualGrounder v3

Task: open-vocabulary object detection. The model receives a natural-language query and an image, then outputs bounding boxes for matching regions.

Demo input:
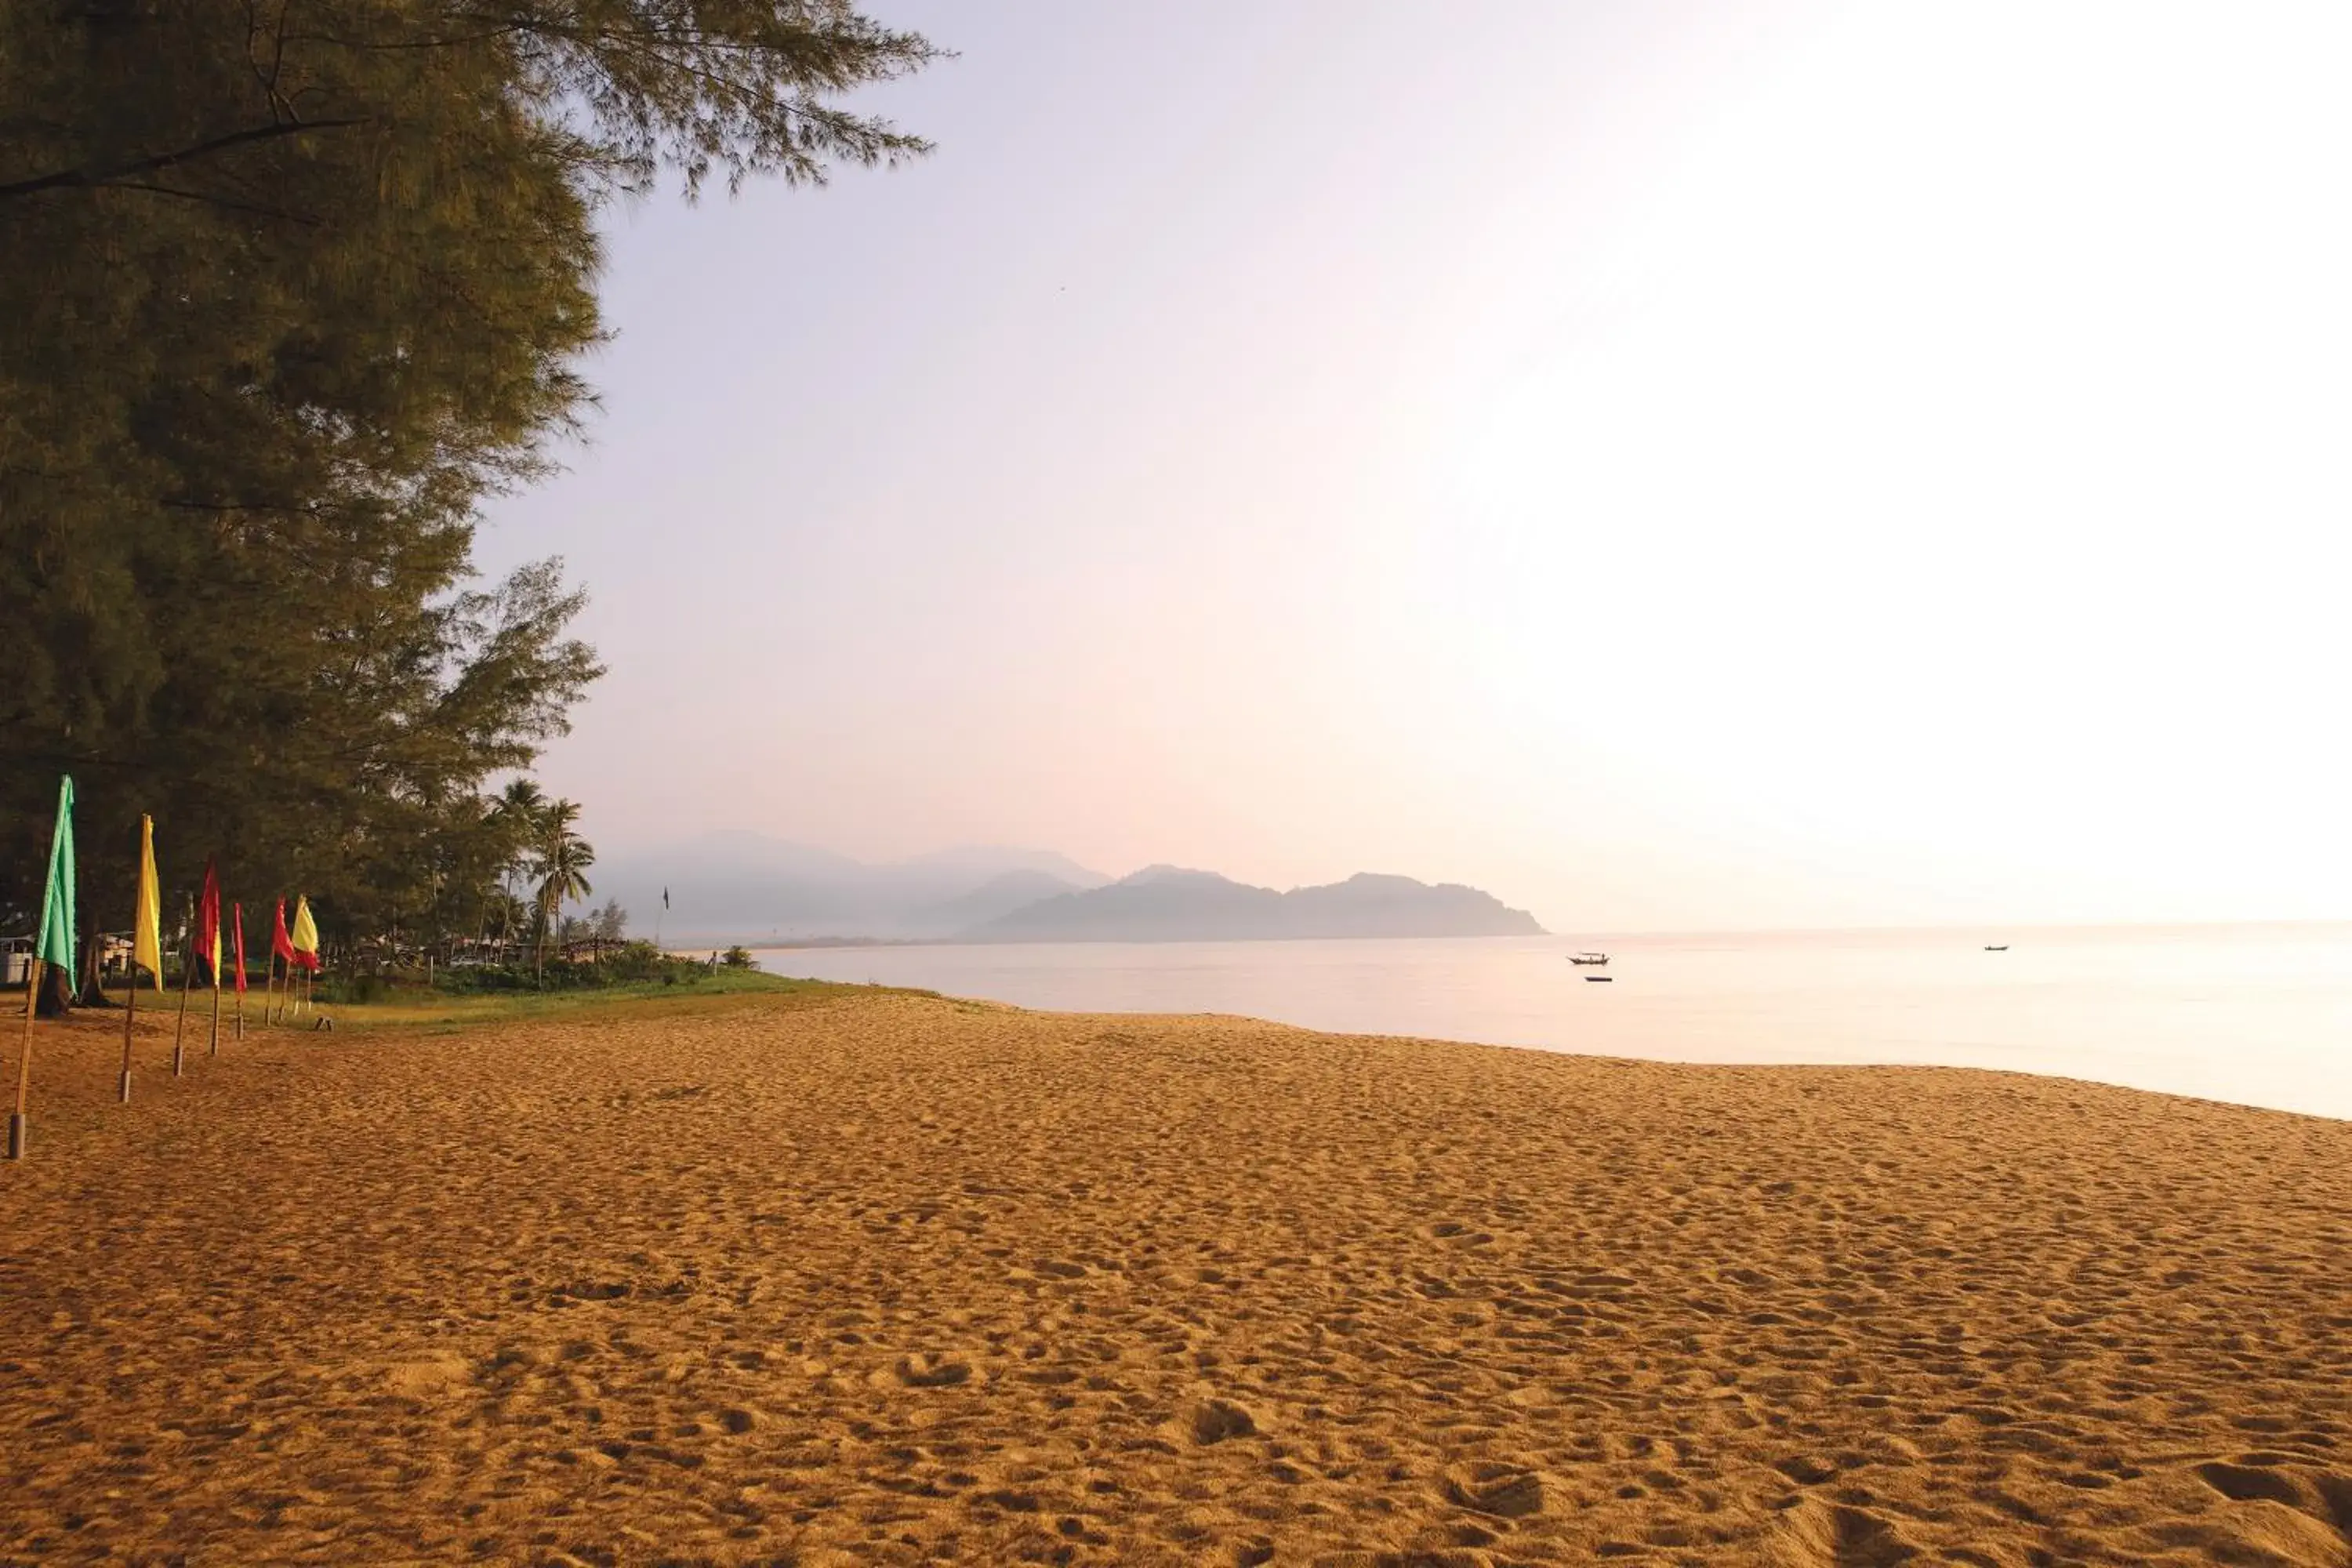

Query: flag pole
[208,962,221,1057]
[171,901,194,1077]
[9,956,36,1159]
[120,963,137,1103]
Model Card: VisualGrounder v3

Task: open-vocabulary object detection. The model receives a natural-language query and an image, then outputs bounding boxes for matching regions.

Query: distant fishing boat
[1984,944,2009,952]
[1584,974,1613,982]
[1567,951,1610,966]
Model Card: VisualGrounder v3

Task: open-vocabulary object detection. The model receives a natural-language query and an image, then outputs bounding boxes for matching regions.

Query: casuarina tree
[0,1,944,955]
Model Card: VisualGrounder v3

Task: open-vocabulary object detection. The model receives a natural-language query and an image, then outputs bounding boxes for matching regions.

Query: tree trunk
[76,928,113,1007]
[34,957,74,1017]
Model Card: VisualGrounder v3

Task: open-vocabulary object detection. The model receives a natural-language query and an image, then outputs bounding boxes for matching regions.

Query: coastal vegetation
[0,0,942,980]
[321,946,799,1010]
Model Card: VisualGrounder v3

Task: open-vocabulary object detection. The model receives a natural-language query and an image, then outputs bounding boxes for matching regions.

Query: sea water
[753,925,2352,1120]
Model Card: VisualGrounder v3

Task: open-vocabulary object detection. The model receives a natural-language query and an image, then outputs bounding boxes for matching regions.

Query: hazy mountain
[594,837,1540,945]
[975,866,1283,942]
[1280,873,1544,938]
[894,847,1107,886]
[964,868,1544,942]
[905,869,1088,933]
[593,833,1110,940]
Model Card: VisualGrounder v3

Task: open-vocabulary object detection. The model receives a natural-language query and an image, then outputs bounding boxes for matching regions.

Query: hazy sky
[476,2,2352,932]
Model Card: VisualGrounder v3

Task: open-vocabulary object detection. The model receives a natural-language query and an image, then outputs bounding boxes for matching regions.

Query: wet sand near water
[1,988,2347,1566]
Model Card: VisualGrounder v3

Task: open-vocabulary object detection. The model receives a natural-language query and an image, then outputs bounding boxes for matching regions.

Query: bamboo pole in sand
[119,965,138,1103]
[9,956,35,1159]
[170,920,194,1078]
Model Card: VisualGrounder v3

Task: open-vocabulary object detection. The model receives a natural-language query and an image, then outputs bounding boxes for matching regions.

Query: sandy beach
[1,987,2346,1567]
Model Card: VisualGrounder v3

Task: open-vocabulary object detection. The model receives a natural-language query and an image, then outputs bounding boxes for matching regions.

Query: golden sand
[1,989,2347,1566]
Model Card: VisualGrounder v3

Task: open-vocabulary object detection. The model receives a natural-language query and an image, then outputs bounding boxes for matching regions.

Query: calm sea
[751,927,2352,1121]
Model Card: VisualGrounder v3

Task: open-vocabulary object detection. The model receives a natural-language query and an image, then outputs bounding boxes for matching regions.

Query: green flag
[34,775,75,971]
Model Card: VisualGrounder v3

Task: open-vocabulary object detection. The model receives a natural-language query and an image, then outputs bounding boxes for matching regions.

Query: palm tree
[531,799,595,988]
[496,778,548,821]
[489,779,549,964]
[484,887,528,966]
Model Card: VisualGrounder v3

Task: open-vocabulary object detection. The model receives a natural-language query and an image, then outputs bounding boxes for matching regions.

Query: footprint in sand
[2195,1460,2310,1506]
[1189,1399,1259,1445]
[1442,1463,1546,1519]
[894,1352,978,1388]
[383,1350,473,1397]
[1766,1499,1919,1568]
[2184,1460,2352,1557]
[1773,1453,1840,1486]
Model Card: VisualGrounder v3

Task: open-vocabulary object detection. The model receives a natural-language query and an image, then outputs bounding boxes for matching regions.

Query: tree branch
[0,116,372,201]
[106,180,325,224]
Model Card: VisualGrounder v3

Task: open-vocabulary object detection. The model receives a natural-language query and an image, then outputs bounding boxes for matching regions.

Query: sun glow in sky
[478,2,2352,931]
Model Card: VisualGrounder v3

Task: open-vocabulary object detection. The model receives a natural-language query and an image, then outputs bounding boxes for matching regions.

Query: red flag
[195,858,222,985]
[231,902,248,994]
[270,898,295,964]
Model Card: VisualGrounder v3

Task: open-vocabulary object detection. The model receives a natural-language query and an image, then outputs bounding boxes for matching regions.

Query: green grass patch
[99,969,942,1036]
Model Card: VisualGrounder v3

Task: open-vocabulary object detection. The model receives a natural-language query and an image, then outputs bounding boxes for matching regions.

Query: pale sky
[476,2,2352,932]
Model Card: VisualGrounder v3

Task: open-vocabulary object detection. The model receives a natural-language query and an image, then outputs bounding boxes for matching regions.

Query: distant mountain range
[965,866,1545,942]
[596,833,1543,944]
[595,834,1111,942]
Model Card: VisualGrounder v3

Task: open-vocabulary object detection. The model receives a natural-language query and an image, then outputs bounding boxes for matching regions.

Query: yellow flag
[289,896,320,969]
[133,814,162,985]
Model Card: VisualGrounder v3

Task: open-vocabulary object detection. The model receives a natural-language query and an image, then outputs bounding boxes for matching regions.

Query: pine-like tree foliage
[0,0,940,949]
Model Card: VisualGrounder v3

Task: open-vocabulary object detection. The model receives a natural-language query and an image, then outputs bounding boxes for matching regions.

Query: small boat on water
[1984,945,2009,952]
[1584,974,1613,982]
[1567,951,1610,966]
